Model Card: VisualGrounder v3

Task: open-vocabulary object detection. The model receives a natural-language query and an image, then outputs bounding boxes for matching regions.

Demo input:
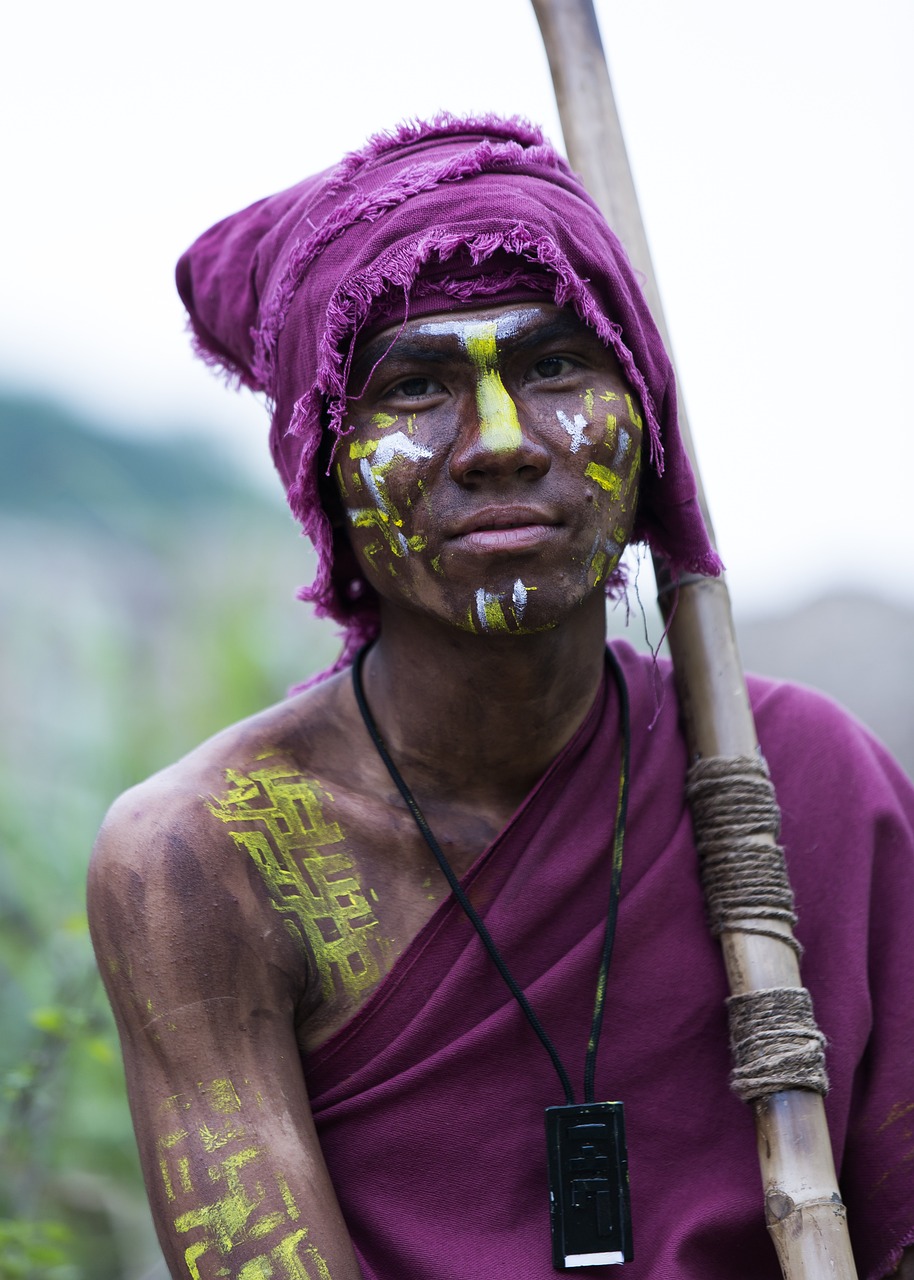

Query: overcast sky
[3,0,912,614]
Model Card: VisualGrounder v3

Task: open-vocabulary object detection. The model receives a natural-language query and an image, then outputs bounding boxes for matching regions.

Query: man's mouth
[448,508,561,553]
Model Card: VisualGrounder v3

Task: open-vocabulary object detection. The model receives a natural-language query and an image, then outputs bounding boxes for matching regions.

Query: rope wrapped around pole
[529,2,858,1276]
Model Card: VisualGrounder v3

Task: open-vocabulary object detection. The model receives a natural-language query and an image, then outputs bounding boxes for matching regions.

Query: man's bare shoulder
[87,673,361,1015]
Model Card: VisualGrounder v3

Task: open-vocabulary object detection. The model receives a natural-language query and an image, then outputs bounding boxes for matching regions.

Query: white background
[3,0,911,613]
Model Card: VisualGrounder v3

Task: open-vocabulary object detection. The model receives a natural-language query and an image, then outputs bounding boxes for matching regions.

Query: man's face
[335,302,642,635]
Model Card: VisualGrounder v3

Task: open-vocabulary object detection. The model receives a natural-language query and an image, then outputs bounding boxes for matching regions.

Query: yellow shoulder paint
[206,769,388,1003]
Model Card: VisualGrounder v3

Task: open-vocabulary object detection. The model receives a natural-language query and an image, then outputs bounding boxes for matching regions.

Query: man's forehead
[352,302,597,377]
[414,306,558,344]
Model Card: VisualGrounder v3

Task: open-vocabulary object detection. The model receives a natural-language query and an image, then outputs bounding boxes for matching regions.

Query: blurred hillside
[0,393,339,1280]
[1,392,910,1278]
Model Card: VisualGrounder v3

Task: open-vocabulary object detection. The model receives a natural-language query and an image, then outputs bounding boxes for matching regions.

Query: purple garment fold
[176,116,722,668]
[303,643,914,1280]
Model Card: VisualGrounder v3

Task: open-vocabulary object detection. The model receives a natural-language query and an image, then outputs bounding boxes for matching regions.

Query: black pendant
[546,1101,632,1270]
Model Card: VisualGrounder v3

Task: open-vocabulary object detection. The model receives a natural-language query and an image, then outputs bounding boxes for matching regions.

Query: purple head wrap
[177,114,721,669]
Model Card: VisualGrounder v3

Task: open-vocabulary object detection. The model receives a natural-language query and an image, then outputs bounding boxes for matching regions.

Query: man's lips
[447,508,562,553]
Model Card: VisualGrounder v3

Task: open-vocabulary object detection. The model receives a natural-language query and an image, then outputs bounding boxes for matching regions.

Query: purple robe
[305,643,914,1279]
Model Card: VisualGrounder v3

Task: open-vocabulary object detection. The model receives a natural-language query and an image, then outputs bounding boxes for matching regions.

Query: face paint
[206,765,389,1003]
[475,588,509,632]
[417,315,527,453]
[464,322,523,453]
[341,305,645,632]
[472,579,535,633]
[584,462,622,498]
[556,408,589,453]
[586,395,642,507]
[347,433,433,559]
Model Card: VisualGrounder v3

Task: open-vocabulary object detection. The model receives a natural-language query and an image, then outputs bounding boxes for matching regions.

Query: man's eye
[389,376,444,399]
[531,356,575,380]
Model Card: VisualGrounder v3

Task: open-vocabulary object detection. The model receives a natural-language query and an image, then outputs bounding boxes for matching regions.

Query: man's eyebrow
[504,315,594,352]
[353,313,597,383]
[351,337,451,385]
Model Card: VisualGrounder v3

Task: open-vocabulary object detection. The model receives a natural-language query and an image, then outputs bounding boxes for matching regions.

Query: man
[88,117,914,1279]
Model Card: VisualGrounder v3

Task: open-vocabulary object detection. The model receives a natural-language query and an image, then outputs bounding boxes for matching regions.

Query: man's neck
[355,595,609,819]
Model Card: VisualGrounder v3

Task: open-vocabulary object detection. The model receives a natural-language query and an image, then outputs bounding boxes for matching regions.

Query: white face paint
[474,588,503,632]
[614,426,631,464]
[349,432,435,557]
[472,580,530,632]
[371,431,433,467]
[556,409,589,453]
[416,309,543,344]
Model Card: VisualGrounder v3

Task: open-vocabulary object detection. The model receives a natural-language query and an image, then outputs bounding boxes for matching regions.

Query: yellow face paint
[463,322,523,453]
[624,394,643,433]
[584,462,622,498]
[471,580,537,634]
[346,433,433,560]
[476,589,510,632]
[583,388,595,419]
[206,765,389,1003]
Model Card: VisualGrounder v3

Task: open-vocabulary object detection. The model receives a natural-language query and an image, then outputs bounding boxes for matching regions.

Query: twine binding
[685,754,829,1101]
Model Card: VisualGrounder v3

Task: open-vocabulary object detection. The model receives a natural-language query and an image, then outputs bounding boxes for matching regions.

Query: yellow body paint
[463,322,523,452]
[157,1078,333,1279]
[583,389,595,419]
[370,412,398,431]
[207,765,388,1002]
[157,1131,189,1198]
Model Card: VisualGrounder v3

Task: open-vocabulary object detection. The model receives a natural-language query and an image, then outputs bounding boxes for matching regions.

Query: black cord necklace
[352,644,634,1270]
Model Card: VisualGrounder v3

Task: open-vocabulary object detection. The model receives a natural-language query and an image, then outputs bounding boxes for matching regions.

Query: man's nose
[448,376,551,485]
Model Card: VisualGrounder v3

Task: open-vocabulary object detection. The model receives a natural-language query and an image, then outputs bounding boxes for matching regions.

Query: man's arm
[88,785,362,1280]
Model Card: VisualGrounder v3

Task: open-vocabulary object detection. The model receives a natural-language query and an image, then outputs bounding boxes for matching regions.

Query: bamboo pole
[529,2,858,1276]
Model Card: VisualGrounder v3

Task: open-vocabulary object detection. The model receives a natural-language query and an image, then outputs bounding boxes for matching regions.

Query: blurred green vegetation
[0,394,339,1278]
